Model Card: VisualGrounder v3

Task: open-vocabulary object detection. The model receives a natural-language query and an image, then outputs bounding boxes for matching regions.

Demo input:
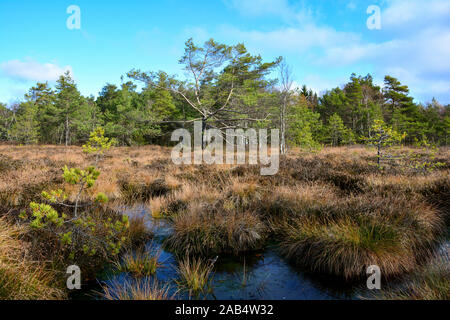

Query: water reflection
[85,205,367,300]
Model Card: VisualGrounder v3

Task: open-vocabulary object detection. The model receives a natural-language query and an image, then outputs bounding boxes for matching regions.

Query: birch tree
[279,59,293,154]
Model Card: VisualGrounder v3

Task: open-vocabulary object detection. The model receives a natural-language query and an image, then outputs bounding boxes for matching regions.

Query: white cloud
[223,0,314,24]
[0,59,73,82]
[294,75,349,96]
[320,27,450,69]
[383,0,450,29]
[219,0,450,103]
[316,24,450,102]
[220,24,359,55]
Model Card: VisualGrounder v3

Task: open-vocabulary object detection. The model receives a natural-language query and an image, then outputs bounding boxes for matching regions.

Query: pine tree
[55,71,82,146]
[8,102,39,144]
[317,87,347,122]
[327,113,353,146]
[344,73,364,134]
[359,74,383,138]
[383,76,421,142]
[0,103,13,141]
[287,95,322,150]
[25,82,57,143]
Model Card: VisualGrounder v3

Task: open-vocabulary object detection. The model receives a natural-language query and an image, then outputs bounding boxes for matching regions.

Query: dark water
[74,205,370,300]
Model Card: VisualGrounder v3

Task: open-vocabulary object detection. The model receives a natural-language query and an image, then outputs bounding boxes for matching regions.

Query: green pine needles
[19,127,128,262]
[83,126,116,164]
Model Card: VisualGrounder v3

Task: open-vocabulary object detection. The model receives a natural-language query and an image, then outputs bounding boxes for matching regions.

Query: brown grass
[176,255,214,297]
[114,248,161,277]
[0,218,65,300]
[272,193,444,279]
[102,279,172,300]
[0,144,448,298]
[369,252,450,300]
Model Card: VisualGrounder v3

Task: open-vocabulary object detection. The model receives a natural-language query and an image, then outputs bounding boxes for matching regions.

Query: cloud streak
[0,59,72,82]
[383,0,450,30]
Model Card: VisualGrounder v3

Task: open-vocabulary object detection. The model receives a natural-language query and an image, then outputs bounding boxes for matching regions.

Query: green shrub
[18,128,129,271]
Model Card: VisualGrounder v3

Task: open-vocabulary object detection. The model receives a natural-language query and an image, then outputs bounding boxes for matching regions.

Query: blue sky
[1,0,449,105]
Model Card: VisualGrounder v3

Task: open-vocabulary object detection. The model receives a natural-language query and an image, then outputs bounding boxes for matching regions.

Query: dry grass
[259,183,340,218]
[272,193,444,279]
[102,279,172,300]
[176,255,214,296]
[0,218,65,300]
[369,252,450,300]
[0,144,448,299]
[147,196,168,218]
[124,213,152,246]
[114,249,161,277]
[165,203,267,255]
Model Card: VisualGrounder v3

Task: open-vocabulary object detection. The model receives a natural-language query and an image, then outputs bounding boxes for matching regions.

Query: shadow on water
[75,205,374,300]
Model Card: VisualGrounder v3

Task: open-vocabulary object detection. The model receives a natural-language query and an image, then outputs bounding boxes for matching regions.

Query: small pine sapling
[364,119,406,169]
[406,136,446,173]
[83,126,116,165]
[19,127,128,261]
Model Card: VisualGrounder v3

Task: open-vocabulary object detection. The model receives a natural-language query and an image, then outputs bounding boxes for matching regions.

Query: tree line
[1,38,448,148]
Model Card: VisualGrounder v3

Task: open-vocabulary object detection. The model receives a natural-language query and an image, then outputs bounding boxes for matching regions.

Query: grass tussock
[124,213,152,246]
[272,194,444,279]
[147,196,169,218]
[165,202,267,255]
[118,176,174,203]
[114,249,161,277]
[176,255,214,296]
[0,144,448,297]
[102,279,172,300]
[259,183,339,218]
[0,218,65,300]
[370,253,450,300]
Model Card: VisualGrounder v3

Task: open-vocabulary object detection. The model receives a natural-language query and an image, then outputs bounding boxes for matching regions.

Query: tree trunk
[377,142,381,166]
[280,93,287,155]
[65,114,69,146]
[201,116,207,150]
[280,109,286,154]
[59,127,63,145]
